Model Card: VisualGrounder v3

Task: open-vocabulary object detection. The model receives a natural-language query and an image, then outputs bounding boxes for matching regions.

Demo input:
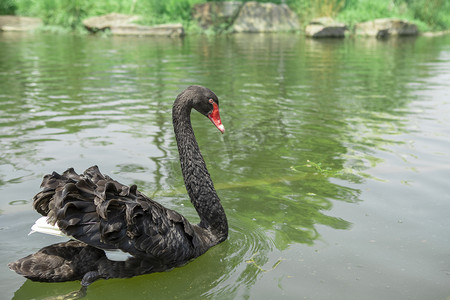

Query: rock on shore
[305,17,347,38]
[83,13,140,32]
[355,18,418,37]
[0,16,42,31]
[109,23,184,37]
[83,13,184,37]
[231,1,300,33]
[192,1,243,30]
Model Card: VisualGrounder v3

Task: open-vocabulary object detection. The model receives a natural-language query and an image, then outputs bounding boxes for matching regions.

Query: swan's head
[187,85,225,134]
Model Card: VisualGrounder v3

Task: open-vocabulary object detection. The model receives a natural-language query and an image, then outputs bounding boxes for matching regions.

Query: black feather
[9,86,228,285]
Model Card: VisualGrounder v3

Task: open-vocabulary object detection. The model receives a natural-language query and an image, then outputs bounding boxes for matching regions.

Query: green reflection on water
[1,32,449,299]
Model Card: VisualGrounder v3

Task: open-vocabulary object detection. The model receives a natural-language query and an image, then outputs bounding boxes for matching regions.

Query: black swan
[9,85,228,287]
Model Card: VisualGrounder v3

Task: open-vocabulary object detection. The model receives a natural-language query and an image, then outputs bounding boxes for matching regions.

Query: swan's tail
[29,216,65,237]
[8,240,106,283]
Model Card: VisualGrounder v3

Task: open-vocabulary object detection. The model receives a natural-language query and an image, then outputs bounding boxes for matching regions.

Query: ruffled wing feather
[33,166,201,264]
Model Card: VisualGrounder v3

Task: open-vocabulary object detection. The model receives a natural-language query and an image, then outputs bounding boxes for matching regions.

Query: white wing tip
[30,216,65,237]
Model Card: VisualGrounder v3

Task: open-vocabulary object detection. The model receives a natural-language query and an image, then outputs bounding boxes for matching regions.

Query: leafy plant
[6,0,450,32]
[0,0,17,15]
[407,0,450,30]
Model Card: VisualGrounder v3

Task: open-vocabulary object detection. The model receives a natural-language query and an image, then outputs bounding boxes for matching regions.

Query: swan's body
[9,85,227,286]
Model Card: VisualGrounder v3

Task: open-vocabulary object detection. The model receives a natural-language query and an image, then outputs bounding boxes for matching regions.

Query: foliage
[11,0,204,28]
[14,0,89,29]
[336,0,406,28]
[3,0,450,31]
[336,0,450,31]
[406,0,450,30]
[0,0,17,15]
[310,0,346,17]
[133,0,204,25]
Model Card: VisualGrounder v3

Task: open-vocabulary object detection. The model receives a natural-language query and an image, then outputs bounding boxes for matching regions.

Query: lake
[0,31,449,300]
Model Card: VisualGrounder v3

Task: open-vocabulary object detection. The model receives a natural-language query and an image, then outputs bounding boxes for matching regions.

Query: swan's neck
[172,101,228,242]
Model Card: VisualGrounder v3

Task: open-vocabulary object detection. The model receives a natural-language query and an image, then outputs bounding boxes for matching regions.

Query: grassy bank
[291,0,450,31]
[1,0,449,32]
[0,0,205,30]
[336,0,450,31]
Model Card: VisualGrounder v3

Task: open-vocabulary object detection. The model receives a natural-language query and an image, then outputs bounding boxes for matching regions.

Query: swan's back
[34,166,209,263]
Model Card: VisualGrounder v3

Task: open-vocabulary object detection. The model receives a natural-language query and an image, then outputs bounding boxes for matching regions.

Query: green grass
[3,0,204,30]
[407,0,450,30]
[0,0,17,14]
[335,0,450,31]
[1,0,449,32]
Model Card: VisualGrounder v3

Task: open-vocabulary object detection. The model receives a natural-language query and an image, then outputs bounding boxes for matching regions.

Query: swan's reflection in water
[12,214,274,299]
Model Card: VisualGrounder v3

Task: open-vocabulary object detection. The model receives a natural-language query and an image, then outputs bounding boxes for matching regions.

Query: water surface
[0,32,449,299]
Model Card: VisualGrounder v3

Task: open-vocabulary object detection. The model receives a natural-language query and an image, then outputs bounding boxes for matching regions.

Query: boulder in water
[0,16,42,31]
[192,1,243,30]
[355,18,418,37]
[305,17,347,38]
[83,13,184,37]
[231,1,300,33]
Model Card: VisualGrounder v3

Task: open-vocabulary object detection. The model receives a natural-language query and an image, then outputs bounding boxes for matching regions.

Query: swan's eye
[208,99,214,104]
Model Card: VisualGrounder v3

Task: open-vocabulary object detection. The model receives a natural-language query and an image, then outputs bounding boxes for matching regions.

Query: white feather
[29,216,65,237]
[29,216,133,261]
[104,250,133,261]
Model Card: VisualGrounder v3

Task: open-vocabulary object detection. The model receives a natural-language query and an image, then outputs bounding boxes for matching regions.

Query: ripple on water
[202,214,276,298]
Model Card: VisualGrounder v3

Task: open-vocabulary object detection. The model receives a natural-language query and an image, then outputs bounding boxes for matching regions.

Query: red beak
[208,102,225,134]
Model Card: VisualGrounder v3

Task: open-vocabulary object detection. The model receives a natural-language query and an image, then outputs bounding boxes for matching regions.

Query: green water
[0,32,449,300]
